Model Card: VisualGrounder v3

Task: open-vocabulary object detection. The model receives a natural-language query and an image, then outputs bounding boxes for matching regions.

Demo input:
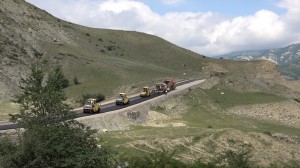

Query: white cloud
[278,0,300,35]
[205,10,286,55]
[26,0,300,56]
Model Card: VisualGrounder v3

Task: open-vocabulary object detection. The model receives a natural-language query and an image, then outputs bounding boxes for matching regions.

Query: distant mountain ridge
[222,43,300,80]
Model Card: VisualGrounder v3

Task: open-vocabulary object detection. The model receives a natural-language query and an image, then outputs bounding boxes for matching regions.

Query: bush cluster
[81,93,105,104]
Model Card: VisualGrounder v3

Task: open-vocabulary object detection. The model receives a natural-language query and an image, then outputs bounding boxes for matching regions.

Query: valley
[1,0,300,167]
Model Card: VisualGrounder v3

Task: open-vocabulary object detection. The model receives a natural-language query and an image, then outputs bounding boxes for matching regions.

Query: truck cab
[164,79,176,91]
[83,98,101,113]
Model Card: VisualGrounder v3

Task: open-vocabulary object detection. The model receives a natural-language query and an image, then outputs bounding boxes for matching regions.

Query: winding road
[0,79,205,130]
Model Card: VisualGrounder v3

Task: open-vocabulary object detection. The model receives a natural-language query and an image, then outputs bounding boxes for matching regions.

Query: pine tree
[1,65,112,168]
[11,65,72,128]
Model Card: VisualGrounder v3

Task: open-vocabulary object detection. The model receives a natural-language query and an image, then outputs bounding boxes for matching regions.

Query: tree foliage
[0,121,112,168]
[81,93,105,104]
[0,65,112,168]
[11,65,72,128]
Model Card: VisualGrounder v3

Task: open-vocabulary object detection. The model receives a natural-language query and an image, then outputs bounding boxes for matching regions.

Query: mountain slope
[0,0,211,101]
[1,0,299,107]
[222,43,300,79]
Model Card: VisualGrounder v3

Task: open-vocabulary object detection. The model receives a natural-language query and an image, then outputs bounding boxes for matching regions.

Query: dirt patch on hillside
[144,111,186,127]
[227,100,300,128]
[119,128,300,167]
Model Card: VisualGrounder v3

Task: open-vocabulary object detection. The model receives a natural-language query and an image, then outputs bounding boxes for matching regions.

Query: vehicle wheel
[97,108,100,113]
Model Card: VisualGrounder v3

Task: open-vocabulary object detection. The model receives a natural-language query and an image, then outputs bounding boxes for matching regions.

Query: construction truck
[164,79,176,91]
[140,87,151,97]
[115,93,129,105]
[83,98,101,113]
[154,79,176,94]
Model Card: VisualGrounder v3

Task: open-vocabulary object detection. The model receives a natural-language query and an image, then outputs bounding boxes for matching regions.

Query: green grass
[95,87,300,165]
[203,88,286,109]
[182,87,300,136]
[38,27,210,104]
[96,87,300,164]
[0,101,19,121]
[101,89,300,156]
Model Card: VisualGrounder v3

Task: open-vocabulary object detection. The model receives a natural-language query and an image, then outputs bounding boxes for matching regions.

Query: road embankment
[76,79,206,132]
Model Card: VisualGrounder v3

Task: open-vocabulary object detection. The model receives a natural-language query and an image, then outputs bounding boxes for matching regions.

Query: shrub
[82,93,105,104]
[48,66,70,89]
[122,149,186,168]
[0,122,113,168]
[211,149,253,168]
[150,105,166,112]
[73,75,79,85]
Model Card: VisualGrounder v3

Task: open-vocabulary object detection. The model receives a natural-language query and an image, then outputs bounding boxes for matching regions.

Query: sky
[25,0,300,56]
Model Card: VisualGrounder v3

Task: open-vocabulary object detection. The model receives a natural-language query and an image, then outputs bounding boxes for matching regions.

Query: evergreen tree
[11,65,72,128]
[1,65,112,168]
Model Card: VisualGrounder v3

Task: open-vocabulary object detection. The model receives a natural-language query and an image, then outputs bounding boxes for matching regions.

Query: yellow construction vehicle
[140,87,151,97]
[115,93,129,105]
[83,98,101,113]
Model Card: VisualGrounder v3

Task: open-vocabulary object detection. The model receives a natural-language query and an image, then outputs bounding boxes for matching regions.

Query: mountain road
[0,79,206,130]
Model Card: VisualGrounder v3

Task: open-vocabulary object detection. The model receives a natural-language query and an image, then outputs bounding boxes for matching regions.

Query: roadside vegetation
[0,101,19,121]
[97,86,300,167]
[203,88,286,109]
[0,65,111,167]
[182,87,298,135]
[0,65,300,167]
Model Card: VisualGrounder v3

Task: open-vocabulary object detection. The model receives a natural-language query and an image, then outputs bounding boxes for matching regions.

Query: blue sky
[143,0,285,16]
[25,0,300,56]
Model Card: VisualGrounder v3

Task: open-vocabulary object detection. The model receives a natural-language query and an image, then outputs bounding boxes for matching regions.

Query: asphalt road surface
[0,79,198,130]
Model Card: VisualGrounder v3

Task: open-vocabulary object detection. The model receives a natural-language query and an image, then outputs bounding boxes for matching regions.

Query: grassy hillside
[0,0,218,118]
[99,86,300,166]
[0,0,212,103]
[46,28,210,99]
